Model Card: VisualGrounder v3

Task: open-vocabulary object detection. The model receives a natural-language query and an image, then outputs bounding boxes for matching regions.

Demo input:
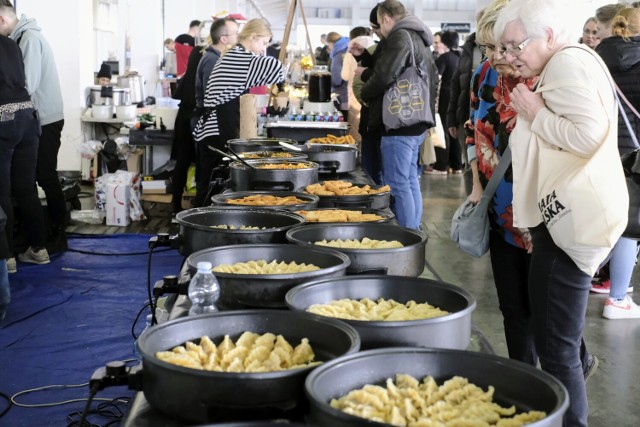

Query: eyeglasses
[478,44,495,56]
[498,37,532,57]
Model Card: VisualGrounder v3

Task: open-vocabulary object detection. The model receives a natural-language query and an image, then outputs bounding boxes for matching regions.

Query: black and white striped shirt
[193,45,285,141]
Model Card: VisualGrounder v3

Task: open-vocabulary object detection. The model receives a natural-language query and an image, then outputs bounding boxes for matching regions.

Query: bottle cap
[196,261,213,272]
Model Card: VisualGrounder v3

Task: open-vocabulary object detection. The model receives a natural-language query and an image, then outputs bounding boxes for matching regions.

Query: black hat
[97,63,112,79]
[369,5,379,28]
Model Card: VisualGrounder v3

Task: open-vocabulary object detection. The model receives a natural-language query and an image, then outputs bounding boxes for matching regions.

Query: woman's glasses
[498,38,531,57]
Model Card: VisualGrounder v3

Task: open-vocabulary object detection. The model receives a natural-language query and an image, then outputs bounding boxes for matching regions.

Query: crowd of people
[1,0,638,423]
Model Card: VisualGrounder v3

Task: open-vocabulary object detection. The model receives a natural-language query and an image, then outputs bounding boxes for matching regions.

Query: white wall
[15,0,94,172]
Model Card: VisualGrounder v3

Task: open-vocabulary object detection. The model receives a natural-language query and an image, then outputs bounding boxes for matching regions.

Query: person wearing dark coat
[446,32,483,169]
[593,7,640,320]
[360,0,438,229]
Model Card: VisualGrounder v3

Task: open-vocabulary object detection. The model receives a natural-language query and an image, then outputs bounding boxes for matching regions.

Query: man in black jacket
[361,0,437,230]
[446,13,485,171]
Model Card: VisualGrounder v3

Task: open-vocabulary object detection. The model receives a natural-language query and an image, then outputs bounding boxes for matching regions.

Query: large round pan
[286,275,475,350]
[229,159,319,192]
[135,310,360,424]
[300,181,391,210]
[175,207,306,256]
[186,244,351,309]
[227,138,299,153]
[299,145,357,174]
[294,207,394,224]
[286,223,427,276]
[210,191,319,212]
[305,348,568,427]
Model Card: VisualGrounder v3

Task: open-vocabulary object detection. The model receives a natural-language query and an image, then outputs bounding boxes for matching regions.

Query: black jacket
[0,35,30,105]
[361,16,438,136]
[447,33,479,128]
[597,36,640,155]
[0,205,7,260]
[436,50,461,119]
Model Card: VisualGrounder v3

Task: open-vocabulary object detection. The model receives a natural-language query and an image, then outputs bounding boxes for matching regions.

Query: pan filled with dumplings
[229,159,320,192]
[210,190,320,212]
[286,275,475,350]
[305,347,569,427]
[286,223,427,276]
[174,206,306,256]
[301,180,392,210]
[185,243,351,309]
[134,310,360,424]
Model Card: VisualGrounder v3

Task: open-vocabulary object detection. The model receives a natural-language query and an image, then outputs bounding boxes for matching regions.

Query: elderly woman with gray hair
[495,0,627,425]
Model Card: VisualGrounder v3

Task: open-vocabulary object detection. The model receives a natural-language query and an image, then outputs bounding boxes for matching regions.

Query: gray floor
[417,172,640,426]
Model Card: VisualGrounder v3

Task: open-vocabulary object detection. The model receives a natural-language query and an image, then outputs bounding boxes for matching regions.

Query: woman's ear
[545,27,555,49]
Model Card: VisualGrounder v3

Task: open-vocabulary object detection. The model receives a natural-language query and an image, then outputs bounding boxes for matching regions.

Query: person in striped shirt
[192,19,285,206]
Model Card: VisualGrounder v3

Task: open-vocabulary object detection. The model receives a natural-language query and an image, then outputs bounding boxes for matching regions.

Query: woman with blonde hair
[192,19,285,205]
[595,6,640,319]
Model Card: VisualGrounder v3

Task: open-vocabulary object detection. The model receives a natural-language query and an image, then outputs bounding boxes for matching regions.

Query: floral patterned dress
[465,60,537,249]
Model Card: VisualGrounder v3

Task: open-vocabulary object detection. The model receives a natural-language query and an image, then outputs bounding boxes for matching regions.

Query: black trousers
[38,120,66,227]
[170,107,197,213]
[194,136,225,207]
[488,230,537,365]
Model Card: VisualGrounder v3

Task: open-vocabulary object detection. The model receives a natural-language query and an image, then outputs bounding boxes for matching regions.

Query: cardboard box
[126,148,144,174]
[142,179,170,194]
[106,183,131,226]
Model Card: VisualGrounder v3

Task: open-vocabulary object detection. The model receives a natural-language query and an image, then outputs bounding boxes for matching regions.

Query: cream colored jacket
[509,44,620,228]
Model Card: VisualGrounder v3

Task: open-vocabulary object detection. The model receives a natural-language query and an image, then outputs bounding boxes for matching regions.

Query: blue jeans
[529,223,591,427]
[0,259,9,320]
[609,236,638,300]
[0,107,46,253]
[380,134,424,229]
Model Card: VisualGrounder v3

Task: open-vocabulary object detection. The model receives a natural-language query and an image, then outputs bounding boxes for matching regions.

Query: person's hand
[448,126,457,138]
[349,43,365,57]
[509,83,544,122]
[468,182,483,205]
[354,66,366,77]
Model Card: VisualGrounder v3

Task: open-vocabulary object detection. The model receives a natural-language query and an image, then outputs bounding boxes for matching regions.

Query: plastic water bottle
[188,261,220,316]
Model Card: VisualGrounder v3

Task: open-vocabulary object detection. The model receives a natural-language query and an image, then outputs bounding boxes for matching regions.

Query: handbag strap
[613,82,640,149]
[400,29,422,77]
[475,145,512,212]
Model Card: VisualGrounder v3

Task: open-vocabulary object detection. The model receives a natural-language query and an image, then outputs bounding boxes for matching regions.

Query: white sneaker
[7,257,16,273]
[17,247,50,265]
[603,295,640,319]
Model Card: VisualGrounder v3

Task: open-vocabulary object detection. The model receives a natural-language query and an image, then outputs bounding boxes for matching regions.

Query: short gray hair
[494,0,572,48]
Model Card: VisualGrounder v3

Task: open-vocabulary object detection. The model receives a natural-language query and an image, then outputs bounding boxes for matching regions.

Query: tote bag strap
[612,82,640,149]
[475,145,512,212]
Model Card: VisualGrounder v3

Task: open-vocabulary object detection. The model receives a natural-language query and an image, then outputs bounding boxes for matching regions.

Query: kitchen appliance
[300,181,391,210]
[229,159,319,192]
[286,275,475,349]
[308,65,332,103]
[299,144,357,174]
[132,310,360,423]
[115,104,137,120]
[227,137,299,153]
[305,348,569,427]
[185,244,351,309]
[174,207,306,256]
[286,223,427,276]
[210,190,319,212]
[88,85,130,107]
[118,73,145,105]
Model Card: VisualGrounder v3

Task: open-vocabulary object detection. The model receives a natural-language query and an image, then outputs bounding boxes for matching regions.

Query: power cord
[147,246,158,326]
[66,396,130,427]
[131,301,151,340]
[67,248,172,256]
[0,390,12,418]
[10,383,130,408]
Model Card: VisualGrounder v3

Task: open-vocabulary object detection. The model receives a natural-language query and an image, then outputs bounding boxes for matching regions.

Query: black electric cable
[67,247,172,256]
[147,246,158,325]
[67,396,130,427]
[0,390,12,418]
[131,301,151,340]
[74,383,99,427]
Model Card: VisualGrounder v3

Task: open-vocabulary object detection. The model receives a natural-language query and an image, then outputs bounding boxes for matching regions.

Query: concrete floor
[417,172,640,426]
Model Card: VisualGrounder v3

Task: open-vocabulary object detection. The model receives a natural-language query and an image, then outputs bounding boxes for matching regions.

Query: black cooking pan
[186,244,351,309]
[300,181,391,209]
[286,223,427,276]
[286,275,475,350]
[175,207,306,256]
[305,348,568,427]
[135,310,360,424]
[211,190,319,212]
[227,137,299,153]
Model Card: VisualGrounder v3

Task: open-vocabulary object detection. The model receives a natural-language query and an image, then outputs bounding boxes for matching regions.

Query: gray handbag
[382,30,434,131]
[451,146,512,257]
